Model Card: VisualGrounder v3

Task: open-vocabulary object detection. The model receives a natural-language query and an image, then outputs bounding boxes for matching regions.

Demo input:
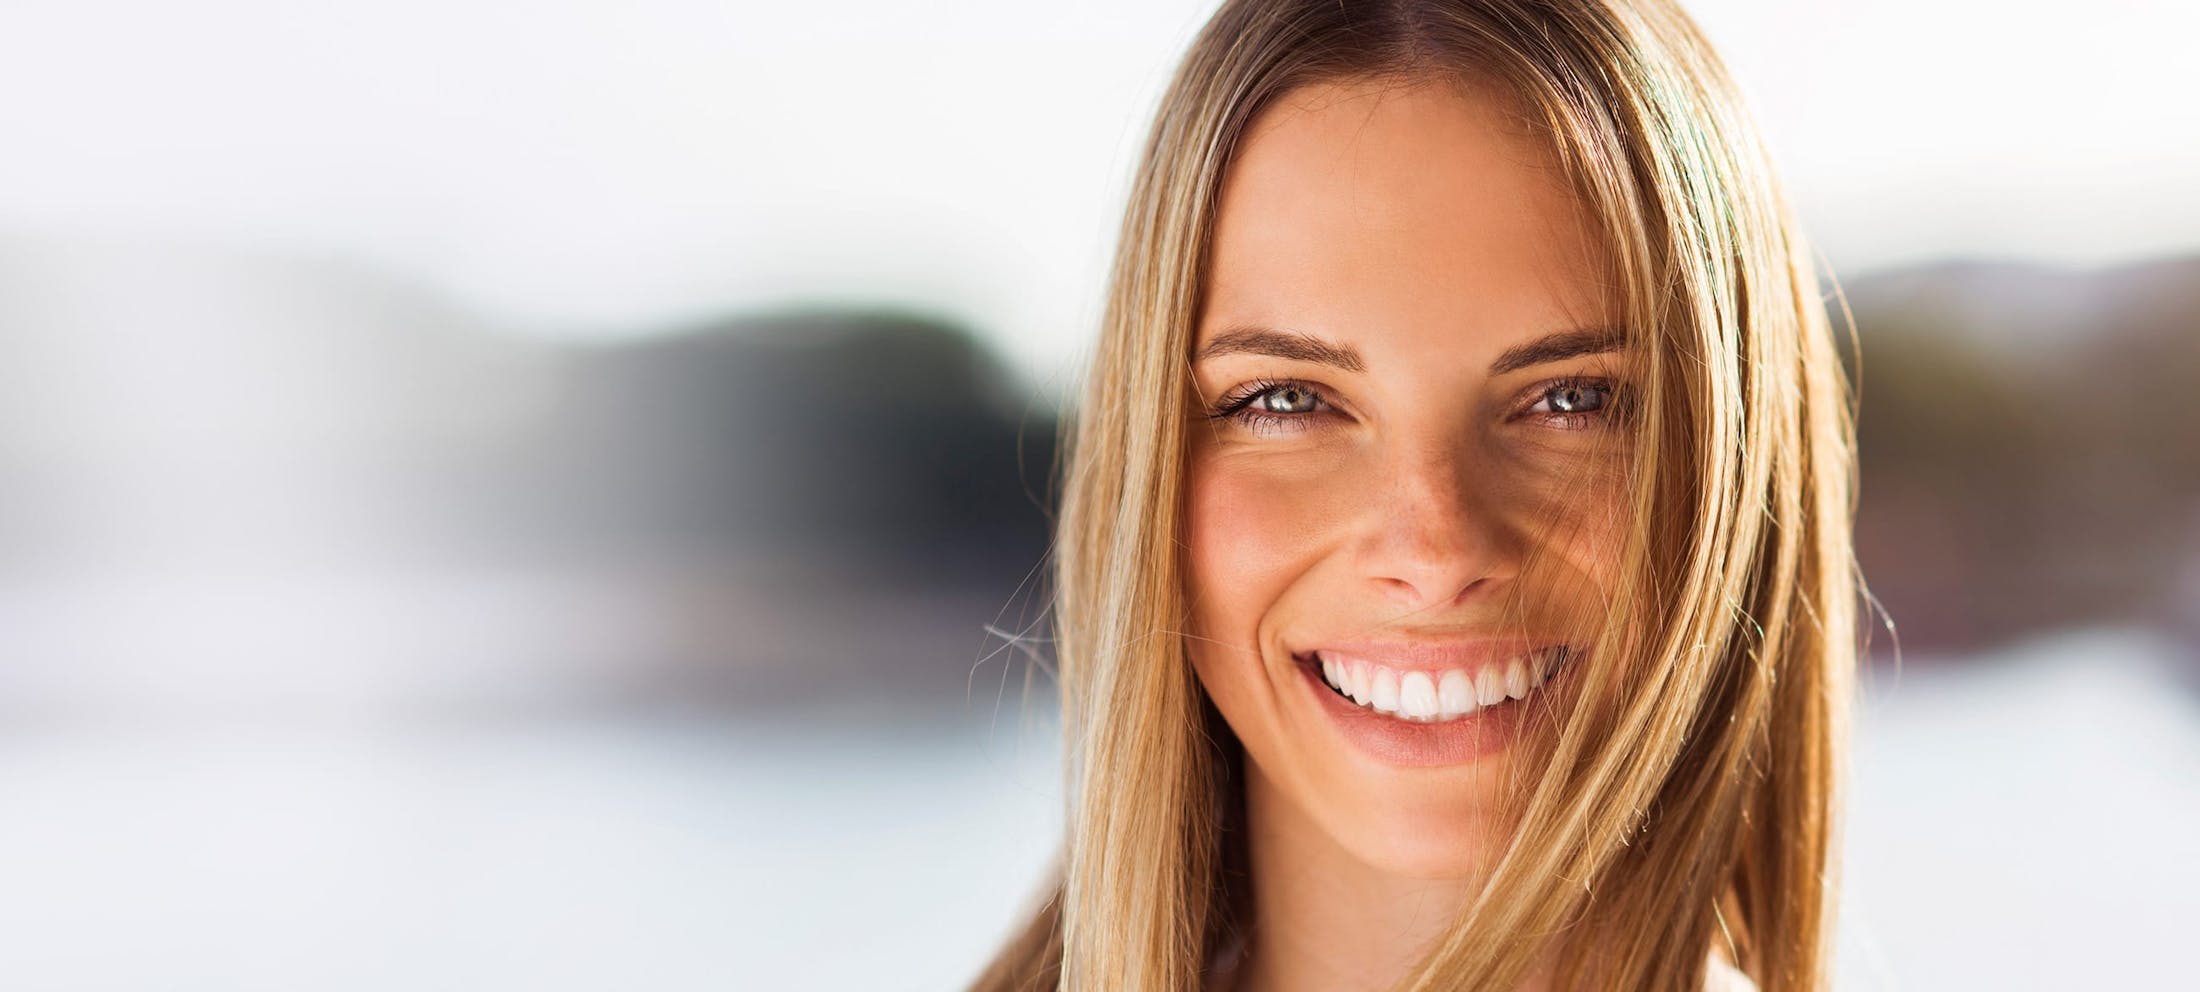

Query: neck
[1221,766,1555,992]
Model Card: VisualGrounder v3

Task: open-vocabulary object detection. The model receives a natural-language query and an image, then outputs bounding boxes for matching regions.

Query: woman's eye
[1253,384,1321,414]
[1205,376,1624,436]
[1206,379,1331,435]
[1535,381,1608,414]
[1524,377,1623,428]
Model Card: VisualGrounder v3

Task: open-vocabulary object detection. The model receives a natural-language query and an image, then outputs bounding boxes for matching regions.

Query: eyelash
[1203,376,1627,436]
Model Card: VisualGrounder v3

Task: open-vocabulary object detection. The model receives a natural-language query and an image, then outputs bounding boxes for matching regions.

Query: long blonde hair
[973,1,1863,989]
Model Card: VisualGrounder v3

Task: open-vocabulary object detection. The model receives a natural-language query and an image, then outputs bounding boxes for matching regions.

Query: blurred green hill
[1842,254,2200,661]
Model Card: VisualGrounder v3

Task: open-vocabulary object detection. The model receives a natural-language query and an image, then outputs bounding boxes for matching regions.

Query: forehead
[1200,77,1611,348]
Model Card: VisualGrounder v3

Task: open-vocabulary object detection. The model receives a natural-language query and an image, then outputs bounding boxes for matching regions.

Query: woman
[976,1,1861,989]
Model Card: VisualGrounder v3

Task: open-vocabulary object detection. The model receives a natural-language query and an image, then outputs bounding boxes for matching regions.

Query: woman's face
[1184,77,1632,880]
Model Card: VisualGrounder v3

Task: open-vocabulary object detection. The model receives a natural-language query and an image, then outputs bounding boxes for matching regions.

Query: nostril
[1358,503,1506,609]
[1374,572,1492,614]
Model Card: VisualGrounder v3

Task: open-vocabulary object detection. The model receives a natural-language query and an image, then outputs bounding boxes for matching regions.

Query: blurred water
[0,627,2192,989]
[1836,626,2200,990]
[0,703,1065,990]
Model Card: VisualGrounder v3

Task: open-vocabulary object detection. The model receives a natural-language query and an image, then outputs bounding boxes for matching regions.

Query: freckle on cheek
[1186,464,1331,625]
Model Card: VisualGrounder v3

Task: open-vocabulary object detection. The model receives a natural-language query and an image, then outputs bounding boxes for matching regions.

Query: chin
[1329,781,1517,881]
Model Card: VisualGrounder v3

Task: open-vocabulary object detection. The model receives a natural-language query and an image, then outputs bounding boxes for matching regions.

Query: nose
[1355,435,1512,613]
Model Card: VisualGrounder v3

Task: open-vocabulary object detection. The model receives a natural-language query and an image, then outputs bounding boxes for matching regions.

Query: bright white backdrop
[1,0,2193,398]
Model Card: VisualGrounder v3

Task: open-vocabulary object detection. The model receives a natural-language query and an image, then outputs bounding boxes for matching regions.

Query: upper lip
[1294,636,1565,674]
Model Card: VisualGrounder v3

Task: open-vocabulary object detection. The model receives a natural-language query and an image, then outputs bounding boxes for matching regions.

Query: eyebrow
[1193,326,1367,372]
[1192,324,1629,375]
[1487,326,1631,375]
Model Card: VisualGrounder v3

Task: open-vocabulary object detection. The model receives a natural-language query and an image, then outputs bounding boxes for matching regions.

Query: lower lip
[1292,652,1569,768]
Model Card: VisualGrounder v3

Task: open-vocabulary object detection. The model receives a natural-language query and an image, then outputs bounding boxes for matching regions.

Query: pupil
[1553,385,1603,412]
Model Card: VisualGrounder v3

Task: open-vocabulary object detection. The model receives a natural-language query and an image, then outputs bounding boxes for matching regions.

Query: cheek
[1509,459,1631,626]
[1182,453,1346,664]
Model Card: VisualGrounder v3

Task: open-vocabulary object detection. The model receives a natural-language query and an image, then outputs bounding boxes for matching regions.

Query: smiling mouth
[1303,645,1572,722]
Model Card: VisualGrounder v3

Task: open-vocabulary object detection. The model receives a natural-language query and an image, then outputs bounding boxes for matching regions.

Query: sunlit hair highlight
[972,1,1862,990]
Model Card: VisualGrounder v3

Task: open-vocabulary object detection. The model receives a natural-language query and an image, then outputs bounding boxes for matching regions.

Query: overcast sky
[2,0,2193,395]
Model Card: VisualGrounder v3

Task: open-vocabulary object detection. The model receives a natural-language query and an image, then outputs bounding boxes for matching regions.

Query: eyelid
[1207,376,1329,414]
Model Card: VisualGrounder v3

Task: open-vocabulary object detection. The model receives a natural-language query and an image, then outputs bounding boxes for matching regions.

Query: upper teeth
[1315,647,1566,722]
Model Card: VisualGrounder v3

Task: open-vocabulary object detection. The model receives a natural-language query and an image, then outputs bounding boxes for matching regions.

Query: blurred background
[1,0,2195,988]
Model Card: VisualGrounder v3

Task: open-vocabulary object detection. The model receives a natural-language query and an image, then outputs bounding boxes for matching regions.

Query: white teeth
[1398,672,1438,720]
[1474,666,1507,707]
[1315,647,1569,722]
[1370,669,1400,714]
[1438,670,1477,718]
